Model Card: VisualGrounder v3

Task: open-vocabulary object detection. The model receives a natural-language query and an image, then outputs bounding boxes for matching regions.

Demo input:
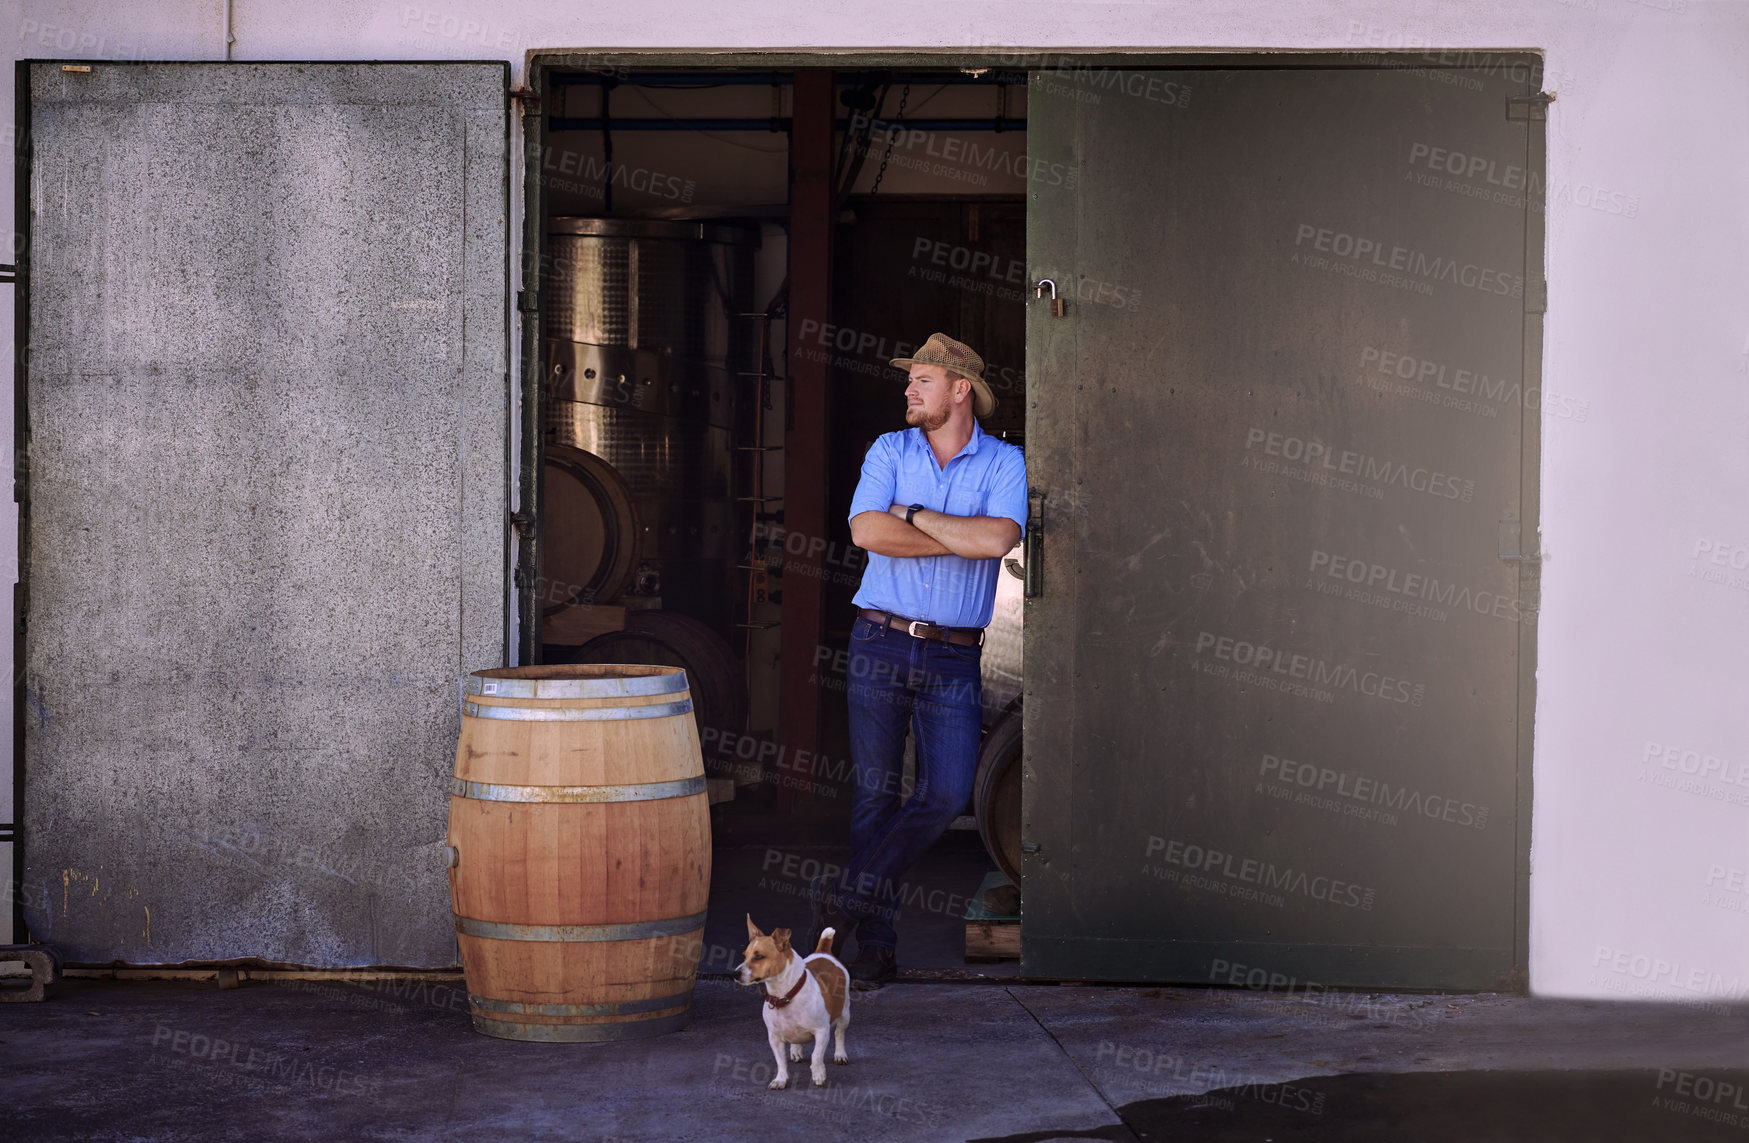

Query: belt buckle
[907,619,929,639]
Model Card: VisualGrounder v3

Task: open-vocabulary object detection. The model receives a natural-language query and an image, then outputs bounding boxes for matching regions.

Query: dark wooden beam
[778,69,834,809]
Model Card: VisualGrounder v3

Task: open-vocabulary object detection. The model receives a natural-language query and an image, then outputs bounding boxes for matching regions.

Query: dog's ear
[745,913,763,939]
[772,927,792,950]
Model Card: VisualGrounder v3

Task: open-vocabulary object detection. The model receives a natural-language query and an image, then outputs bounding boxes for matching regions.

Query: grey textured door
[21,62,510,966]
[1022,61,1543,988]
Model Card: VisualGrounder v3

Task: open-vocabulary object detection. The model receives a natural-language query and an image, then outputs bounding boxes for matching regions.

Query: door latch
[1034,278,1066,318]
[1024,491,1045,597]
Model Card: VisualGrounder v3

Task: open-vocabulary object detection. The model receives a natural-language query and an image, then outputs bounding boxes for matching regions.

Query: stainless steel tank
[542,218,759,639]
[982,540,1024,726]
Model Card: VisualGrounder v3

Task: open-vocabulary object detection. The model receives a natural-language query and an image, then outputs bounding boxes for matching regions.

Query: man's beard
[906,404,949,432]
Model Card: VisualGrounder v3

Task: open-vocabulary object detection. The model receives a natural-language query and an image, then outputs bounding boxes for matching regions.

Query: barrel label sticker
[482,681,498,694]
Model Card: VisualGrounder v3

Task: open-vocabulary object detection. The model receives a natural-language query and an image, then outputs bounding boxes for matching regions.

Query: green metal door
[1022,59,1545,989]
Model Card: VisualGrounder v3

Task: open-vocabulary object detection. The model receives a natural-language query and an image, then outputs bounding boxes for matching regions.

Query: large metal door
[20,62,510,966]
[1022,60,1543,988]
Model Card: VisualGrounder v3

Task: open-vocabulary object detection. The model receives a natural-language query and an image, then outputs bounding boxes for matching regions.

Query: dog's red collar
[761,969,809,1010]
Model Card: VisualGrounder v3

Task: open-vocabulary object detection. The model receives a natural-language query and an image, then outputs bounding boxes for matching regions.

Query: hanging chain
[868,83,911,197]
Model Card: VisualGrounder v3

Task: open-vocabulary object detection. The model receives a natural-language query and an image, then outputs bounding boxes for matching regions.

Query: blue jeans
[838,613,984,951]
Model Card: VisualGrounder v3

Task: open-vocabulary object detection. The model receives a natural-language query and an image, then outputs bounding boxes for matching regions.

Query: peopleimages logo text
[1309,549,1525,623]
[1359,347,1590,422]
[1245,428,1476,502]
[844,113,1078,188]
[1194,631,1426,706]
[1145,837,1376,910]
[1407,143,1638,218]
[1260,752,1489,830]
[1293,223,1523,298]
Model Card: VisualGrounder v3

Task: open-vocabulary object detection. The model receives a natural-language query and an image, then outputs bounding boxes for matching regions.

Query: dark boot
[804,873,854,957]
[848,943,897,990]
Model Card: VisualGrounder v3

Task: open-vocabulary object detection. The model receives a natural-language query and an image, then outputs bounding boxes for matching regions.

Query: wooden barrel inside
[448,664,711,1042]
[556,610,748,762]
[539,445,642,614]
[974,707,1025,887]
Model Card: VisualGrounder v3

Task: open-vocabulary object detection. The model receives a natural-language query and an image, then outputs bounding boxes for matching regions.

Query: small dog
[734,914,851,1089]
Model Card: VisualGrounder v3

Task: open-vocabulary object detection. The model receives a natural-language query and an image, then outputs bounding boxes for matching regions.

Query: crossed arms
[850,504,1021,561]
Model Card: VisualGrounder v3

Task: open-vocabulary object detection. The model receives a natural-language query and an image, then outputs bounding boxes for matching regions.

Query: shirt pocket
[946,481,987,518]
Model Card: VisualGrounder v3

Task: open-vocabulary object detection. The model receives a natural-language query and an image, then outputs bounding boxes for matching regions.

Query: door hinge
[513,562,539,589]
[509,85,540,112]
[1525,279,1548,315]
[517,290,539,314]
[1506,92,1553,121]
[1498,519,1543,566]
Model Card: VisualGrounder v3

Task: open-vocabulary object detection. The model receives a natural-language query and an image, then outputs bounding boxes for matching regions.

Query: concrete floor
[8,841,1745,1139]
[7,975,1748,1141]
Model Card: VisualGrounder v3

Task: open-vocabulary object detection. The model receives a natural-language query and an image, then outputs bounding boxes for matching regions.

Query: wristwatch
[905,503,925,526]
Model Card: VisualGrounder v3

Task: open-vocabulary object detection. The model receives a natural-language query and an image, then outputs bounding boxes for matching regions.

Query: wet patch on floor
[972,1068,1749,1142]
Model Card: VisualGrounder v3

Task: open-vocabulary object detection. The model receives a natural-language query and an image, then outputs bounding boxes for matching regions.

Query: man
[808,332,1027,987]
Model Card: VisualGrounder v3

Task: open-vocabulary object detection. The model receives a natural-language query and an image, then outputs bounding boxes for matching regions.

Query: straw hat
[889,332,996,417]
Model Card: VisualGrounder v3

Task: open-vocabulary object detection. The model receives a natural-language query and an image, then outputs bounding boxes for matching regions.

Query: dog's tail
[815,927,836,955]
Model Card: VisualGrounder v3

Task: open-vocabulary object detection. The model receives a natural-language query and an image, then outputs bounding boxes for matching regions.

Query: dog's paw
[788,1044,804,1062]
[767,1076,788,1091]
[833,1053,849,1065]
[811,1069,827,1088]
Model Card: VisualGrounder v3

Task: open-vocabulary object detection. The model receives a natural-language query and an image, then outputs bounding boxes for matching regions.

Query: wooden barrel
[558,610,748,761]
[538,445,642,614]
[447,664,711,1042]
[974,707,1025,887]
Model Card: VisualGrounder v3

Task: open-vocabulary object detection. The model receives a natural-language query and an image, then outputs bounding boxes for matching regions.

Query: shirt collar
[909,420,985,461]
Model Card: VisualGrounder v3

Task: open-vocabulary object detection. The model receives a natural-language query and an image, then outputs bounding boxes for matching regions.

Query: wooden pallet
[964,871,1021,962]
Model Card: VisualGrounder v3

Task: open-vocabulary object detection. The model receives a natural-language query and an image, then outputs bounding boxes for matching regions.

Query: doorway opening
[529,63,1030,975]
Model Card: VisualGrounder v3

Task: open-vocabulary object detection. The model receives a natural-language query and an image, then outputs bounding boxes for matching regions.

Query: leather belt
[858,608,985,647]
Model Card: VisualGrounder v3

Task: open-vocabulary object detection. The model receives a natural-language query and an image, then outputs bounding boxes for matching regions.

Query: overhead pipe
[548,117,1026,133]
[549,71,1022,87]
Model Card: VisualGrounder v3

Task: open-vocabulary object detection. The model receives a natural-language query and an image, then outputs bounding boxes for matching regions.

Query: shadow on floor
[969,1068,1749,1143]
[701,830,1018,978]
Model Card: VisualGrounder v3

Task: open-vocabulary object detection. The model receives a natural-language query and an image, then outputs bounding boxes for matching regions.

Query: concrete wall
[2,1,1745,994]
[16,58,509,966]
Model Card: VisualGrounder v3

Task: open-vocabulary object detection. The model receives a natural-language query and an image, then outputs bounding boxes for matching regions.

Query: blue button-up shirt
[848,422,1028,629]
